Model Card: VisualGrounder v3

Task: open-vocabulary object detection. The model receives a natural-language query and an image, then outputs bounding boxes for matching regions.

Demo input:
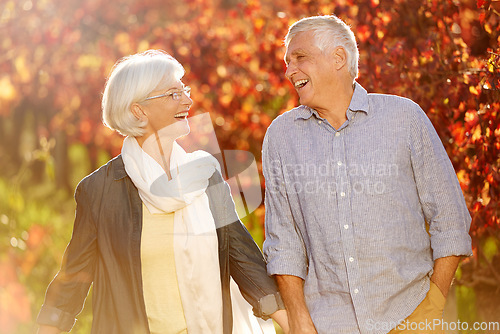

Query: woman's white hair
[285,15,359,80]
[102,50,185,137]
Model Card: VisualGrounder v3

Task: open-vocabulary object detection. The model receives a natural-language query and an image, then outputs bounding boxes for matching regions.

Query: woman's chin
[145,120,190,142]
[178,123,190,138]
[170,120,190,140]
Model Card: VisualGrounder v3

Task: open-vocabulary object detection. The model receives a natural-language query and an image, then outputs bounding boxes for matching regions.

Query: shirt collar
[294,105,317,120]
[294,81,369,121]
[349,82,369,113]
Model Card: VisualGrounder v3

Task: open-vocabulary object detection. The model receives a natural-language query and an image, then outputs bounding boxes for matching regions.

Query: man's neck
[315,81,355,129]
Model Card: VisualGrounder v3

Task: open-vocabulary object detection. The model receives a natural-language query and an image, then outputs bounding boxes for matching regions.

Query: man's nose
[285,62,297,81]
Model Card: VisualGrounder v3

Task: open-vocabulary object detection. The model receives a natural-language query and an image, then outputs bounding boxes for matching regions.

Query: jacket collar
[109,155,129,181]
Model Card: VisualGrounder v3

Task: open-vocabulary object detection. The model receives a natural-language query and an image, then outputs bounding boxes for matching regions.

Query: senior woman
[37,50,288,334]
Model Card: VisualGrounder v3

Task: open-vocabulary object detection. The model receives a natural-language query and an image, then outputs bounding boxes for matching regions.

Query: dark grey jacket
[37,155,283,333]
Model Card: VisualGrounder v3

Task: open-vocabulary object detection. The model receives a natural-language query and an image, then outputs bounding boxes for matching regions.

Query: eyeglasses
[143,86,191,102]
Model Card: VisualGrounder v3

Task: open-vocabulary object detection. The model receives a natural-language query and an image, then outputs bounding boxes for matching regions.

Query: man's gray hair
[285,15,359,79]
[102,50,185,137]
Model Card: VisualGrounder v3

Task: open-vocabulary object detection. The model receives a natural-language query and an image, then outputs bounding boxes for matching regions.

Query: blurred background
[0,0,499,333]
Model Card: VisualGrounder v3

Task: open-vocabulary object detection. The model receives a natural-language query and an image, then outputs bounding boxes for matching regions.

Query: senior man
[262,15,472,334]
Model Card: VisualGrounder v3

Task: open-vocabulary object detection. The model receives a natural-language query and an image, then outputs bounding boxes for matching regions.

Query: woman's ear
[333,46,347,71]
[131,103,146,121]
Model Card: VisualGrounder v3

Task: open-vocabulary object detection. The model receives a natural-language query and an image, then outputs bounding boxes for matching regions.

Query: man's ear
[131,103,146,121]
[333,46,347,71]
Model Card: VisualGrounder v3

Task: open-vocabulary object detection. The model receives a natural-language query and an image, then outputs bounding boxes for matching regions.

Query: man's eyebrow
[284,49,307,64]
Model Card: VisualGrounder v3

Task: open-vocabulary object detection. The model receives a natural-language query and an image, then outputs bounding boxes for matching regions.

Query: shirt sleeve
[37,180,97,331]
[408,105,472,260]
[262,128,308,279]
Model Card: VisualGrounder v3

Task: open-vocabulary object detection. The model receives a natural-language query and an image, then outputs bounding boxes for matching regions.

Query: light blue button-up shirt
[262,83,472,334]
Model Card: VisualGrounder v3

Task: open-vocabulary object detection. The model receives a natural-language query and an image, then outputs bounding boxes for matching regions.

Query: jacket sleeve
[37,180,97,331]
[210,171,284,320]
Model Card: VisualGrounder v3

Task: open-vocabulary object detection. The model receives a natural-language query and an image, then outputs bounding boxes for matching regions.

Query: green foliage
[242,209,266,248]
[68,143,92,188]
[482,236,499,262]
[0,130,99,333]
[0,174,75,333]
[455,285,478,332]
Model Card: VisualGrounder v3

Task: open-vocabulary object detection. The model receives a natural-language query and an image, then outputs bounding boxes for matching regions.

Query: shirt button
[340,192,346,197]
[337,161,342,166]
[354,288,359,294]
[349,257,354,262]
[335,132,340,137]
[344,224,349,229]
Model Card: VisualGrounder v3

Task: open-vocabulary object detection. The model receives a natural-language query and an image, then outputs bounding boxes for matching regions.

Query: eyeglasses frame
[142,86,191,102]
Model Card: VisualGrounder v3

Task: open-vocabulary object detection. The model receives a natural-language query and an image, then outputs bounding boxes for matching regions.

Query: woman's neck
[136,132,175,180]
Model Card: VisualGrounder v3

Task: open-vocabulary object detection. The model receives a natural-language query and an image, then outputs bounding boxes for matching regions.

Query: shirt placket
[333,119,371,334]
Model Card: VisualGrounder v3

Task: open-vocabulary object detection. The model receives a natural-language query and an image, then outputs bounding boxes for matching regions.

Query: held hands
[270,309,290,334]
[270,308,317,334]
[275,275,318,334]
[288,315,318,334]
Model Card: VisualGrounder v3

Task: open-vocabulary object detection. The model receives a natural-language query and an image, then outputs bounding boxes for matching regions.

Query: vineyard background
[0,0,499,333]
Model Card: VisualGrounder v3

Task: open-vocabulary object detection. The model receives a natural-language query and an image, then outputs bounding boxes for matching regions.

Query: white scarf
[122,136,223,333]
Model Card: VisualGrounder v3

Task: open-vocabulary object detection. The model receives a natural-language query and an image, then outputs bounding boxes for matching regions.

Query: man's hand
[276,275,317,334]
[430,255,462,298]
